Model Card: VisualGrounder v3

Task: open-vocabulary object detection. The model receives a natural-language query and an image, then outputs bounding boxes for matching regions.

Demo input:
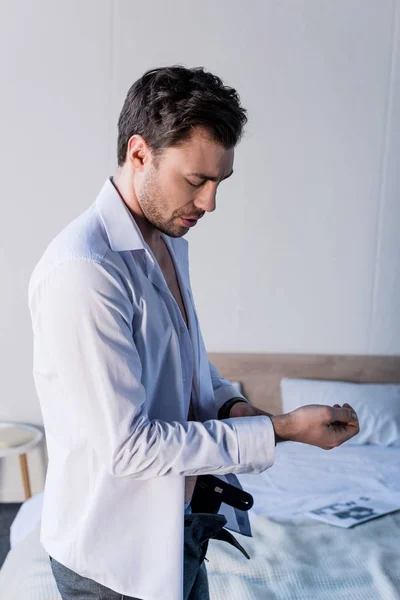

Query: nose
[194,191,217,213]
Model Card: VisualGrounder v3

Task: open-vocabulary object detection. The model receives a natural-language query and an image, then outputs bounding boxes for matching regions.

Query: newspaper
[304,495,400,528]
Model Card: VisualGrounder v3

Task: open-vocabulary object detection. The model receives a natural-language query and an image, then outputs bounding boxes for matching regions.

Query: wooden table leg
[19,453,32,500]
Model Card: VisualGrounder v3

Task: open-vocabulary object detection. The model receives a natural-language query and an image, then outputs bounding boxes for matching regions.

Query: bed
[1,353,400,599]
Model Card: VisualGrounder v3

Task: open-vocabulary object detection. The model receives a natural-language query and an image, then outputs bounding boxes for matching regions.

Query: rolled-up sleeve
[29,256,275,479]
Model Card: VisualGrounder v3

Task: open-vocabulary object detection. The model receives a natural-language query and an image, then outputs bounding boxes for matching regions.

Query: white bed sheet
[238,442,400,520]
[3,508,400,600]
[206,509,400,599]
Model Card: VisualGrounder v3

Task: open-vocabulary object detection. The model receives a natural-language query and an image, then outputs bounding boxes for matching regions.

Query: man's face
[136,128,234,238]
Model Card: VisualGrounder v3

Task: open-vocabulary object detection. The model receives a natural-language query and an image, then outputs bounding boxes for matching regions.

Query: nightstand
[0,421,43,500]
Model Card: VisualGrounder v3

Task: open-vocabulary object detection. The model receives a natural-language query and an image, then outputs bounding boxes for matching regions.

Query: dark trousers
[49,512,242,600]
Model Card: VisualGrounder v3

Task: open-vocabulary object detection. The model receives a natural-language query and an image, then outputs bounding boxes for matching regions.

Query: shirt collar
[95,177,146,252]
[95,177,189,269]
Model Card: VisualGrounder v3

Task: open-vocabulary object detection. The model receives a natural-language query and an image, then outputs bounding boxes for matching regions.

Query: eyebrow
[187,170,234,182]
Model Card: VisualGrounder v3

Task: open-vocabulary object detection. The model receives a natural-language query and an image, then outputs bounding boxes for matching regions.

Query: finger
[342,403,358,421]
[333,404,341,408]
[332,407,357,423]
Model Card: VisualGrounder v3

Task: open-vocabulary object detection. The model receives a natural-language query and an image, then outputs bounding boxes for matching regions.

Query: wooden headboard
[208,353,400,415]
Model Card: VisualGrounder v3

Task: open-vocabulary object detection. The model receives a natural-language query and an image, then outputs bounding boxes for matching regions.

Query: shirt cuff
[223,415,276,474]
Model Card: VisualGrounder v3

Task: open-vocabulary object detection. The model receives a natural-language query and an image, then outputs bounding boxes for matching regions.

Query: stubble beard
[138,168,188,238]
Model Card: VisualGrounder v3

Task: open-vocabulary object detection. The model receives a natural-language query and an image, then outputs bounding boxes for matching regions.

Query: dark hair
[117,65,248,166]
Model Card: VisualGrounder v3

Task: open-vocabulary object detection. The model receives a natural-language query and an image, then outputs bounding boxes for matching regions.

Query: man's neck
[111,170,162,251]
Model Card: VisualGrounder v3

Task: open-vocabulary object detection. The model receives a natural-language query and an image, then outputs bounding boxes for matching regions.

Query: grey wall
[0,0,399,500]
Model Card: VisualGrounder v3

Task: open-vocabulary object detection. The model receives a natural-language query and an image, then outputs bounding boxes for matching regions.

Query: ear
[126,134,150,173]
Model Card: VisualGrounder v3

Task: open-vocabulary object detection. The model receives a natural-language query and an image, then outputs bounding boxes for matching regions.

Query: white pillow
[280,378,400,446]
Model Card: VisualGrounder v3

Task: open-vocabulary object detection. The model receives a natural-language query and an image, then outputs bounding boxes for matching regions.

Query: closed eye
[187,179,206,188]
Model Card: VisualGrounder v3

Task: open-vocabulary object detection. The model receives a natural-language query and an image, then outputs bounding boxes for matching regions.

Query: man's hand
[228,400,359,450]
[271,403,360,449]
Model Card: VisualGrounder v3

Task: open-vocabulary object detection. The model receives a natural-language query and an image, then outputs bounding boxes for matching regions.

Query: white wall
[0,0,111,501]
[0,0,399,500]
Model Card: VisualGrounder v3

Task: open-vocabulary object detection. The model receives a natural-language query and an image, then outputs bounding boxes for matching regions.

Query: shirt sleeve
[29,256,275,479]
[208,361,250,415]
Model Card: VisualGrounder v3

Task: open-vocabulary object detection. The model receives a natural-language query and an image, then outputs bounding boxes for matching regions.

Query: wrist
[270,413,292,445]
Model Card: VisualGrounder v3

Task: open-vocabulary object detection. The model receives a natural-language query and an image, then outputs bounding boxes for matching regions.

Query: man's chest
[156,242,189,329]
[154,241,196,422]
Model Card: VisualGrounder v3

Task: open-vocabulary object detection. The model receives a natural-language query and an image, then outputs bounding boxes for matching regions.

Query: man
[28,65,359,600]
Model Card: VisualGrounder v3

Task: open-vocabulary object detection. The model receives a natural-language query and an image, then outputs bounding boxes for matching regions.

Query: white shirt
[28,178,276,600]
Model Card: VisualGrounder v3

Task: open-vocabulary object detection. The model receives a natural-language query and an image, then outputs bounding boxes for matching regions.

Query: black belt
[188,474,254,560]
[190,474,254,515]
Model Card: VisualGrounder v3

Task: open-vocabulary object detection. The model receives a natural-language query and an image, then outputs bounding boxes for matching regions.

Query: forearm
[228,400,274,419]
